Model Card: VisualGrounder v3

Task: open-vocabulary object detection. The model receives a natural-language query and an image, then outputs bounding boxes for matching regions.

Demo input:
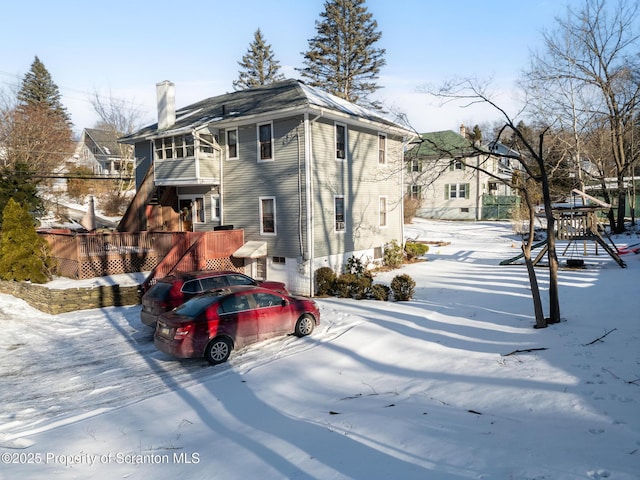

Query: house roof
[84,128,121,157]
[408,130,476,158]
[120,79,412,143]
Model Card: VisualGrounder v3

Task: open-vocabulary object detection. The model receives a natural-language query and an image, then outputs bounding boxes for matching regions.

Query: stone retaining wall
[0,281,141,315]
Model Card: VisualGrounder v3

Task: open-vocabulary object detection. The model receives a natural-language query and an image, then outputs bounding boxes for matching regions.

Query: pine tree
[298,0,386,109]
[17,56,71,125]
[0,163,45,226]
[2,56,74,185]
[0,198,52,284]
[233,29,285,90]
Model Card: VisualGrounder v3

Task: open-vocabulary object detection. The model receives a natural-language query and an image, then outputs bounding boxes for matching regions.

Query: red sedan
[141,271,289,327]
[154,286,320,364]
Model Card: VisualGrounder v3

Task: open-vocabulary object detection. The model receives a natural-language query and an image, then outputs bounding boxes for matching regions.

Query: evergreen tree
[17,56,71,125]
[0,163,45,228]
[0,198,52,284]
[471,125,482,143]
[233,29,285,90]
[2,57,74,183]
[298,0,386,109]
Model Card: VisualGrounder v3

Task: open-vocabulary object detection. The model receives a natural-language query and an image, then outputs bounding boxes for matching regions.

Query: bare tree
[419,79,561,327]
[524,0,640,233]
[0,103,74,174]
[90,89,146,195]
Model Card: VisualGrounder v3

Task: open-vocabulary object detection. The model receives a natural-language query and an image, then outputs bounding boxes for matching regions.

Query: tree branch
[582,328,617,346]
[501,347,548,356]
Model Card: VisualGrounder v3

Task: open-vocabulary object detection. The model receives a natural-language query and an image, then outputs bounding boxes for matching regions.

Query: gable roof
[120,79,411,143]
[84,128,121,156]
[408,130,477,158]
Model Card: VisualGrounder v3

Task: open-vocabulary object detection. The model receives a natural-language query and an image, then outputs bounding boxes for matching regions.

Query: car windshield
[226,274,256,287]
[174,294,219,317]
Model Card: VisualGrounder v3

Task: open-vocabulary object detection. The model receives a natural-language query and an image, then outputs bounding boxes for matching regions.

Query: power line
[12,171,134,181]
[0,69,148,111]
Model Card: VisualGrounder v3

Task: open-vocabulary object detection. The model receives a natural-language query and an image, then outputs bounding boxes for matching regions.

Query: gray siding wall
[134,141,153,188]
[155,158,197,179]
[310,118,404,259]
[221,115,308,259]
[184,186,220,232]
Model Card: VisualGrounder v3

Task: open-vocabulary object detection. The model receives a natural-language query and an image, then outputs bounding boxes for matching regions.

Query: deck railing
[39,230,245,281]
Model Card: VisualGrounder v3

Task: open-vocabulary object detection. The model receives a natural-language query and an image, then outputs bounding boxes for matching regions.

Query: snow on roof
[297,81,404,128]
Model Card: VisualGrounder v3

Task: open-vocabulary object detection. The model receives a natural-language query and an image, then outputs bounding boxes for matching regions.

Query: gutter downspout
[305,110,323,297]
[476,155,481,221]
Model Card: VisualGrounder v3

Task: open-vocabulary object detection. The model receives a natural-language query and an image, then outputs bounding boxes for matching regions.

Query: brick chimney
[156,80,175,130]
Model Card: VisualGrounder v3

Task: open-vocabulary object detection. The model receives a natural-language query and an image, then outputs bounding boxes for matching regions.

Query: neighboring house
[405,126,520,221]
[119,79,413,295]
[70,128,133,175]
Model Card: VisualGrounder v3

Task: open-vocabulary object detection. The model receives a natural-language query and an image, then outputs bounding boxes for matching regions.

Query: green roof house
[405,125,520,220]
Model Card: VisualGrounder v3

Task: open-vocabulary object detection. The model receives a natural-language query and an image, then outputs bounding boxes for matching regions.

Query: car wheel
[204,337,232,364]
[295,315,315,337]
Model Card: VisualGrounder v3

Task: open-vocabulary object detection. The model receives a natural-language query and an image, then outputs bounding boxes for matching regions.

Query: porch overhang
[233,241,267,259]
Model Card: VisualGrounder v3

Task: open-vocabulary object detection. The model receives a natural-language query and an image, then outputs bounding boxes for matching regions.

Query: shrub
[352,271,373,299]
[66,166,100,201]
[383,240,404,268]
[335,273,357,298]
[390,274,416,301]
[405,241,429,261]
[0,198,53,283]
[403,196,422,223]
[344,255,366,276]
[370,283,390,301]
[315,267,336,296]
[100,191,129,216]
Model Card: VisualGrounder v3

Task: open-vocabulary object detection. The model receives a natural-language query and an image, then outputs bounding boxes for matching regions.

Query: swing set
[501,189,628,268]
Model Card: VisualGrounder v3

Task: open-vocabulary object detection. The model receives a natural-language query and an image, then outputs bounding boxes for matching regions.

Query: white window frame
[378,133,387,165]
[450,159,465,171]
[408,184,421,199]
[335,122,347,161]
[226,128,238,159]
[257,122,274,162]
[334,195,346,232]
[259,196,277,235]
[178,196,205,225]
[447,183,468,199]
[210,194,220,221]
[379,196,388,228]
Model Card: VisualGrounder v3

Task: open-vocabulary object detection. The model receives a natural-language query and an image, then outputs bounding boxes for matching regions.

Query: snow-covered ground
[0,219,638,480]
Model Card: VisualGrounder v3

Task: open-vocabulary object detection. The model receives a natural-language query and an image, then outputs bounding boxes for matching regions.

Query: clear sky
[0,0,569,135]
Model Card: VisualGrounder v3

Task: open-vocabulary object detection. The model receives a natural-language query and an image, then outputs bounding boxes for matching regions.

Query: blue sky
[1,0,569,134]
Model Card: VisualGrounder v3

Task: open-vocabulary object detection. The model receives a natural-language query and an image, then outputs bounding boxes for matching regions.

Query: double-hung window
[226,128,238,159]
[446,183,469,199]
[258,123,273,161]
[408,158,421,172]
[260,197,276,235]
[334,196,345,232]
[408,185,422,199]
[378,134,387,165]
[335,123,346,160]
[450,159,465,171]
[210,195,220,221]
[379,196,388,227]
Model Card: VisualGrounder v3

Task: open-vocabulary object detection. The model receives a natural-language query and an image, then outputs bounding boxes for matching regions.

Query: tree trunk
[616,183,626,234]
[546,223,561,323]
[539,139,561,324]
[521,191,546,328]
